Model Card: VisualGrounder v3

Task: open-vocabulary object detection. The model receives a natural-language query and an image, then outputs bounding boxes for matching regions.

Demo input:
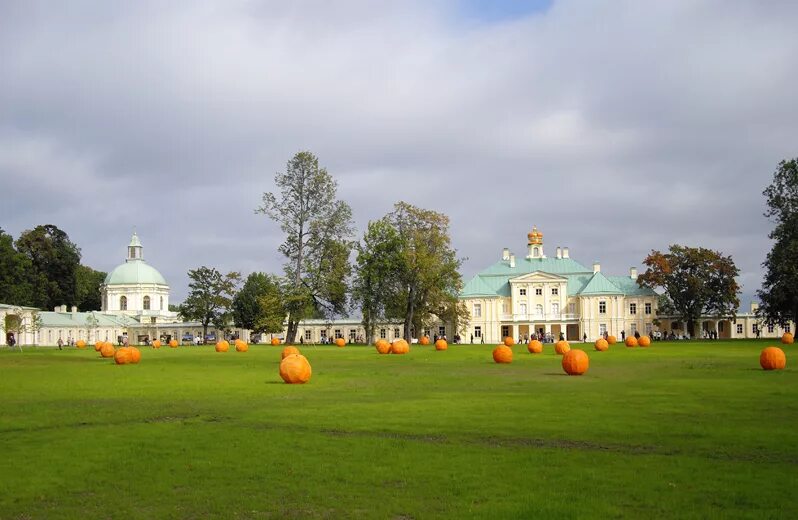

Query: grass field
[1,340,796,519]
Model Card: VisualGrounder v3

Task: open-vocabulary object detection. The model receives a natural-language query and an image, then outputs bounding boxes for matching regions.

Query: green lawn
[1,340,796,519]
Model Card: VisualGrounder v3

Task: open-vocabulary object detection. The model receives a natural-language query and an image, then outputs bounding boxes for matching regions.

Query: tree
[638,245,740,337]
[75,265,106,311]
[353,202,465,342]
[5,308,24,351]
[352,218,403,342]
[0,228,33,306]
[178,267,241,343]
[257,151,354,344]
[757,158,798,328]
[232,273,286,335]
[15,225,81,309]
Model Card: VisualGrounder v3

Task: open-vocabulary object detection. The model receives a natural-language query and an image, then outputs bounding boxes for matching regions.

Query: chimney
[509,254,516,268]
[556,247,562,259]
[54,306,60,312]
[593,262,601,273]
[630,267,638,279]
[563,247,569,258]
[751,302,759,313]
[71,306,78,316]
[502,247,510,261]
[60,305,67,313]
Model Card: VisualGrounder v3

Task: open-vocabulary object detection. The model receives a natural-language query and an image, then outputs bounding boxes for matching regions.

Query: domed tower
[101,233,172,319]
[527,226,545,259]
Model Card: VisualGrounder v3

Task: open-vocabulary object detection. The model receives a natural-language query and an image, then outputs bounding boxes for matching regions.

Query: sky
[1,0,796,307]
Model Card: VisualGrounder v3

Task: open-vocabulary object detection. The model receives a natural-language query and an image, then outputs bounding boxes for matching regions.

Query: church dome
[105,261,168,286]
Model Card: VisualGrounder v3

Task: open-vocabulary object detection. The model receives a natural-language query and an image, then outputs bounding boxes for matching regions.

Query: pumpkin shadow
[543,373,569,376]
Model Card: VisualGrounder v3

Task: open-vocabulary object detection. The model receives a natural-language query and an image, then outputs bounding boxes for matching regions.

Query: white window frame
[473,303,482,318]
[599,301,606,314]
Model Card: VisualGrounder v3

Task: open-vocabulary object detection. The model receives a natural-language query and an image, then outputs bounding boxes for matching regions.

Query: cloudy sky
[1,0,796,306]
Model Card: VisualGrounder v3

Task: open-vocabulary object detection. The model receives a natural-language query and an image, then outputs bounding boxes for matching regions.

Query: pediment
[509,271,567,284]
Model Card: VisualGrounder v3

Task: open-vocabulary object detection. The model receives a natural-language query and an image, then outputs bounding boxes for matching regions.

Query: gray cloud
[1,0,796,306]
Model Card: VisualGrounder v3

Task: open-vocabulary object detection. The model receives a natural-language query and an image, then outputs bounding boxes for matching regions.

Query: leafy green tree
[638,245,740,337]
[15,225,81,309]
[757,158,798,328]
[0,228,33,306]
[257,151,354,344]
[232,273,286,335]
[75,265,106,311]
[178,267,241,343]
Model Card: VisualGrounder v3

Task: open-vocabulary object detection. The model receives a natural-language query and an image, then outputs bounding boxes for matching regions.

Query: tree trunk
[202,323,208,344]
[404,286,415,342]
[286,315,298,344]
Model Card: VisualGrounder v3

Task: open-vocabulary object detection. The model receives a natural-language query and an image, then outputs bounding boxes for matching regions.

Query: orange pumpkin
[215,340,229,352]
[435,339,448,351]
[638,335,651,347]
[493,345,513,363]
[760,346,786,370]
[335,337,346,347]
[271,337,281,346]
[282,346,300,359]
[503,336,515,347]
[129,347,141,364]
[114,347,133,365]
[607,335,617,345]
[279,354,312,384]
[235,341,249,352]
[594,338,609,351]
[100,343,115,358]
[625,337,638,348]
[391,339,410,354]
[94,341,103,351]
[375,339,391,354]
[152,340,162,349]
[419,336,430,345]
[168,339,178,348]
[782,333,794,345]
[555,340,570,355]
[562,349,589,375]
[76,340,86,349]
[527,340,543,354]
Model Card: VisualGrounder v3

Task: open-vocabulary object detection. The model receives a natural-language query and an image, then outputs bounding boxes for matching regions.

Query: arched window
[535,304,543,317]
[120,296,127,310]
[533,247,539,257]
[143,296,151,310]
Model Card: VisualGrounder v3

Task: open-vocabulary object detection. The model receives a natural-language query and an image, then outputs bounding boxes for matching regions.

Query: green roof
[606,276,657,297]
[480,257,591,276]
[104,260,167,286]
[579,272,624,295]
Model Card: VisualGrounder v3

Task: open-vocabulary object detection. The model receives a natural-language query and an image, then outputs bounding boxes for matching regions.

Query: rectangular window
[644,303,652,315]
[768,324,775,333]
[736,324,743,334]
[438,326,446,337]
[569,303,575,315]
[334,329,342,339]
[752,324,758,334]
[473,303,482,318]
[519,288,526,296]
[474,326,482,338]
[520,303,527,315]
[502,301,510,314]
[379,328,386,339]
[552,287,558,295]
[645,323,653,334]
[394,328,401,338]
[786,324,791,333]
[630,303,637,315]
[535,288,542,296]
[630,323,637,334]
[349,329,357,341]
[501,325,509,338]
[304,330,311,341]
[599,301,606,314]
[423,328,430,338]
[320,330,327,339]
[599,324,607,336]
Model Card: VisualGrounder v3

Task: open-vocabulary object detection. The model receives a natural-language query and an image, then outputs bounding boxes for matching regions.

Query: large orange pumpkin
[271,337,281,346]
[100,343,115,358]
[555,340,570,355]
[493,345,513,363]
[335,337,346,347]
[114,347,133,365]
[503,336,515,347]
[638,335,651,347]
[419,336,430,345]
[760,346,786,370]
[607,335,617,345]
[94,341,103,351]
[625,337,638,347]
[562,349,589,375]
[375,339,391,354]
[782,333,794,345]
[129,347,141,364]
[215,340,229,352]
[391,339,409,354]
[167,339,177,348]
[282,346,300,359]
[152,340,162,349]
[435,339,448,351]
[235,341,249,352]
[279,354,312,384]
[76,340,86,349]
[527,340,543,354]
[594,338,609,351]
